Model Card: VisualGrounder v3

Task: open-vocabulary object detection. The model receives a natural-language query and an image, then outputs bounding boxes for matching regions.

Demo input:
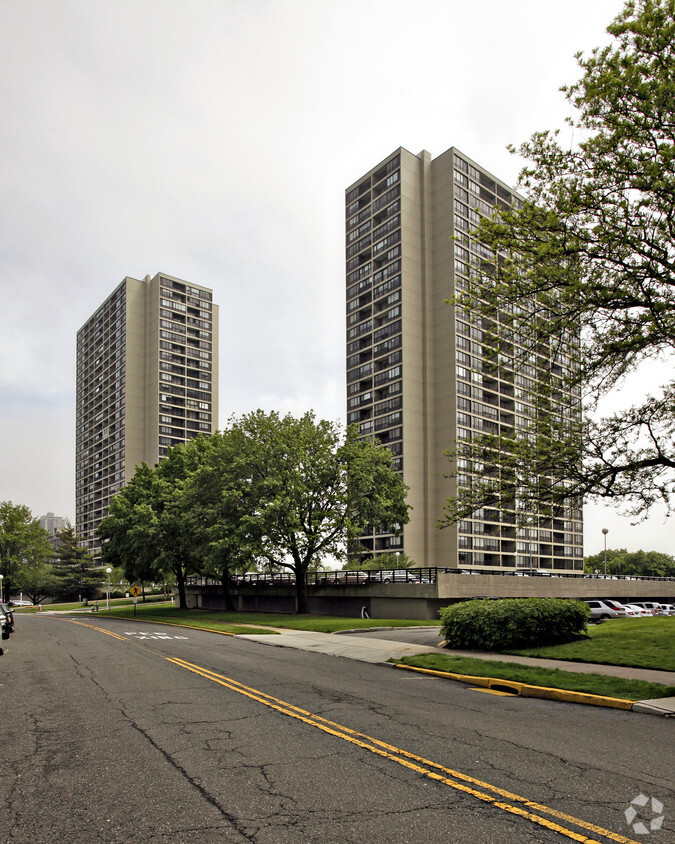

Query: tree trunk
[220,570,237,612]
[295,570,309,614]
[175,567,188,609]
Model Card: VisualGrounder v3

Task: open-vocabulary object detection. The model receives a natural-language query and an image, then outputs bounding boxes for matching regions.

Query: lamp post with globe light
[602,528,609,577]
[106,567,112,611]
[0,573,3,602]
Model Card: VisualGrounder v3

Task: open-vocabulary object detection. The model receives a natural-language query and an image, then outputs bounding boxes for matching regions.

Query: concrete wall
[437,572,674,602]
[187,577,674,620]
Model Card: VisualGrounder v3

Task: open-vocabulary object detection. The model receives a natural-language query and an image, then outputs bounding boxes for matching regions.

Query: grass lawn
[395,653,675,701]
[14,595,169,613]
[503,617,675,672]
[96,604,436,633]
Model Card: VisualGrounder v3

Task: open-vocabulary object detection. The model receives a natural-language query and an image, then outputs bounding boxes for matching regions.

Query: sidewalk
[238,627,675,717]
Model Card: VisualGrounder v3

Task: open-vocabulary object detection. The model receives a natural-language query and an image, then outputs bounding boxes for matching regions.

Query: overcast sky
[1,0,669,558]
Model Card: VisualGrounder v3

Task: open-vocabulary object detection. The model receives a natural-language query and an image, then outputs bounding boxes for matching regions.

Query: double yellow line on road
[66,618,130,641]
[167,656,640,844]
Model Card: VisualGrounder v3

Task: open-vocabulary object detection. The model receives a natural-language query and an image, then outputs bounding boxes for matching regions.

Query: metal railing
[185,567,674,589]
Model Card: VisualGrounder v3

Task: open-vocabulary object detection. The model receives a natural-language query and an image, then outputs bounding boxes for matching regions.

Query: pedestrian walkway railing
[185,568,674,589]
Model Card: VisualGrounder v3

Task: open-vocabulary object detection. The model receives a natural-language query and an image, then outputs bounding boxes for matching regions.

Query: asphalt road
[1,614,672,844]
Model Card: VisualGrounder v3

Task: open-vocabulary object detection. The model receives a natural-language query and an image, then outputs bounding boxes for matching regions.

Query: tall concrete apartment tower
[346,147,583,572]
[76,272,219,562]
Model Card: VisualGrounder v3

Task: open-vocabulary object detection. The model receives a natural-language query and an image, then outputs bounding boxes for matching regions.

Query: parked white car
[583,600,623,620]
[367,570,421,583]
[631,602,662,615]
[624,604,651,616]
[659,604,675,615]
[597,599,629,617]
[620,604,639,617]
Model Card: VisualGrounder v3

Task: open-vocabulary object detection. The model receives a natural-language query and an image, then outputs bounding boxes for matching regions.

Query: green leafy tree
[53,524,100,601]
[99,414,409,614]
[0,501,52,601]
[99,439,212,609]
[99,463,162,590]
[231,411,410,613]
[346,552,416,571]
[151,436,213,608]
[444,0,675,525]
[182,428,260,611]
[584,548,675,577]
[15,557,59,605]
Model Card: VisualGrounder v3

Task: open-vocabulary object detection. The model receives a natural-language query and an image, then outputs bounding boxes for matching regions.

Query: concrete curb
[393,663,636,711]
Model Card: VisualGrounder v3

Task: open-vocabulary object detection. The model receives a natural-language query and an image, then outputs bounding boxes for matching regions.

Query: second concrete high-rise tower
[76,272,219,562]
[346,147,583,571]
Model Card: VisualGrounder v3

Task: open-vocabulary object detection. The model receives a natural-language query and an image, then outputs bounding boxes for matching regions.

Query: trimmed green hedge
[439,598,590,651]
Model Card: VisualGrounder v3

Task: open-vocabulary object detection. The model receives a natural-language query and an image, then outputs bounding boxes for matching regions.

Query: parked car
[597,599,629,617]
[583,600,623,620]
[368,570,420,584]
[321,571,369,584]
[8,598,32,607]
[0,606,10,654]
[583,573,619,579]
[631,602,662,615]
[624,604,651,616]
[514,568,552,576]
[0,602,15,633]
[659,604,675,616]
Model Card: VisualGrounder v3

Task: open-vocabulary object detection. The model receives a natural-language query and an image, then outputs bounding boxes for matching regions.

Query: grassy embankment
[14,595,168,613]
[398,617,675,701]
[395,654,675,701]
[102,604,435,634]
[17,601,434,636]
[506,616,675,671]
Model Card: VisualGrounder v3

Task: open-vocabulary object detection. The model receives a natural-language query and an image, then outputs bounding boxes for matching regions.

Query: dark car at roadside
[0,602,14,633]
[0,604,11,654]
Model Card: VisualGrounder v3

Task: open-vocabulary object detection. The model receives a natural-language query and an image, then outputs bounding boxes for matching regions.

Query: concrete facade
[76,272,218,562]
[186,577,674,620]
[346,147,583,573]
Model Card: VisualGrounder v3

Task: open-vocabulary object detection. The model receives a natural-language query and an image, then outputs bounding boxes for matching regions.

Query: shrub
[439,598,589,651]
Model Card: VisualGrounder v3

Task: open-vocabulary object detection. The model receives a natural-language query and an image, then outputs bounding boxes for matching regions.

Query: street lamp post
[602,528,609,577]
[106,567,112,611]
[0,573,3,603]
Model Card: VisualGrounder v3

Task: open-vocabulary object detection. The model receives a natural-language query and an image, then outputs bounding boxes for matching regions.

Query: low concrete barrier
[185,573,673,619]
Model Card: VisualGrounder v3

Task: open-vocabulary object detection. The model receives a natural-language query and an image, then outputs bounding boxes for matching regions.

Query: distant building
[345,147,583,571]
[39,512,68,535]
[76,272,219,562]
[39,512,69,553]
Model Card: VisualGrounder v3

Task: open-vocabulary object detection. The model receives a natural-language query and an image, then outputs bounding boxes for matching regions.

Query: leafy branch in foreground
[444,0,675,525]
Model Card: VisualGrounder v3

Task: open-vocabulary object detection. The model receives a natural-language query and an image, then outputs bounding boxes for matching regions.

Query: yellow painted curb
[394,663,634,710]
